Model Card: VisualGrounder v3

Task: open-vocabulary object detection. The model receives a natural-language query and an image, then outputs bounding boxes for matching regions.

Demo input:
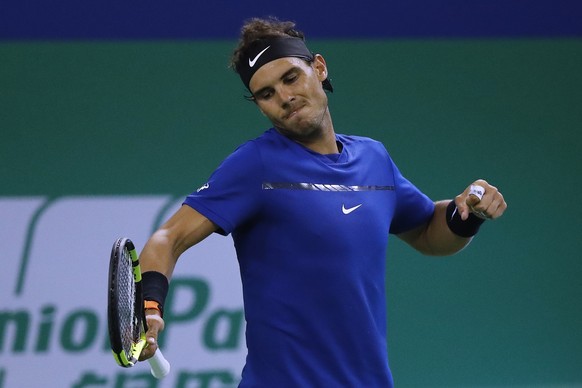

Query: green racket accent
[111,334,147,367]
[128,244,142,283]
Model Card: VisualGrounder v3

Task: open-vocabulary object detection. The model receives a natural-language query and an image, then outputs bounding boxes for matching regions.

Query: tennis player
[138,17,507,387]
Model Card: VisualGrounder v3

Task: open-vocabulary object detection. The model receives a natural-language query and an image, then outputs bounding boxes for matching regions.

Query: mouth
[284,104,304,120]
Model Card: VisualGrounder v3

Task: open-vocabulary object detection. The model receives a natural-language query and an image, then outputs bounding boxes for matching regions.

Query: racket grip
[148,349,170,379]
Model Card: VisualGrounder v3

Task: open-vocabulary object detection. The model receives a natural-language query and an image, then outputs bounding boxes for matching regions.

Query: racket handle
[148,349,170,379]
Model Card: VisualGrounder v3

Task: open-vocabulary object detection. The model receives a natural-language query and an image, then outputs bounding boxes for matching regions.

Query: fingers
[139,313,165,361]
[456,179,507,220]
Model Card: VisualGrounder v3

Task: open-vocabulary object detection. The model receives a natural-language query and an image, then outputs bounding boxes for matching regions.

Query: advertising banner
[1,196,245,387]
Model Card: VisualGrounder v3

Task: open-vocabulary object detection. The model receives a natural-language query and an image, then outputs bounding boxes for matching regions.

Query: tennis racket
[107,237,170,378]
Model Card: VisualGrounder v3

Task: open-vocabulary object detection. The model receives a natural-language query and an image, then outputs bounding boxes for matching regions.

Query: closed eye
[256,89,274,101]
[252,67,303,101]
[283,73,299,84]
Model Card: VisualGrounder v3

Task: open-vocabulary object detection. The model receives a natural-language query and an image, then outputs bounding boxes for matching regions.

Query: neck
[280,109,338,154]
[296,129,338,154]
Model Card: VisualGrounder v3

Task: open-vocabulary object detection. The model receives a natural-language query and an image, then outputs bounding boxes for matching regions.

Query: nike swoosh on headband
[249,46,271,67]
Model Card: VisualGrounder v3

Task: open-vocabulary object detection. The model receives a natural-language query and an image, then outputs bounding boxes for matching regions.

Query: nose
[276,86,295,108]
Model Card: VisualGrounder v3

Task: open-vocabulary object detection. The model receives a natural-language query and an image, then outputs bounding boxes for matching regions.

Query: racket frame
[107,237,147,367]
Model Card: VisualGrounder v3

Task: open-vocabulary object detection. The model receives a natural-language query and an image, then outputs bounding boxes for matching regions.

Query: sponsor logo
[342,204,362,215]
[197,183,210,192]
[248,46,271,67]
[0,196,245,387]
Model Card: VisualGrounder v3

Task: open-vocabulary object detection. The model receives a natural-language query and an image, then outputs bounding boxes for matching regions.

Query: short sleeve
[388,160,435,234]
[183,141,263,235]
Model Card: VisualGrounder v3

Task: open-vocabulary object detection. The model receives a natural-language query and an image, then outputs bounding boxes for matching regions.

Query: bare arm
[397,200,470,256]
[397,179,507,256]
[140,204,218,277]
[139,204,218,360]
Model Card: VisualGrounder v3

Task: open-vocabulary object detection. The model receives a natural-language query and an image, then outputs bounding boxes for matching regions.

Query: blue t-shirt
[184,128,434,387]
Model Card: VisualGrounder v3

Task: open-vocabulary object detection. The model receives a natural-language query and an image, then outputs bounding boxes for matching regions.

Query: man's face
[248,56,329,142]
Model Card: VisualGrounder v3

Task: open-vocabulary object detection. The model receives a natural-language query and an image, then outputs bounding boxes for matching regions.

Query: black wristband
[445,200,486,238]
[142,271,169,316]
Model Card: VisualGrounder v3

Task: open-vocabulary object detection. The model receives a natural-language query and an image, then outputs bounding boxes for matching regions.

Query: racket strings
[117,247,138,357]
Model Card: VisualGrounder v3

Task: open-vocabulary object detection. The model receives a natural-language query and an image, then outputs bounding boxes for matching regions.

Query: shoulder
[338,134,387,150]
[232,128,286,155]
[338,133,392,162]
[213,129,285,175]
[222,129,275,161]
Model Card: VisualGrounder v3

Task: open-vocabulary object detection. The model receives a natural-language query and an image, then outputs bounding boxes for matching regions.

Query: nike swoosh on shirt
[196,183,210,192]
[249,46,271,67]
[342,204,362,215]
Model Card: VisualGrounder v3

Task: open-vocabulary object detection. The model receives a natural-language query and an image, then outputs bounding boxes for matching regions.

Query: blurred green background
[1,39,581,386]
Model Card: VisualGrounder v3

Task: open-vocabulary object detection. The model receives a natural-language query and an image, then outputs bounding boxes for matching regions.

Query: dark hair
[230,17,306,74]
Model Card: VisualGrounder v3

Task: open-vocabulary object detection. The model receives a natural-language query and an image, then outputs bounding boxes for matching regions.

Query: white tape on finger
[146,314,165,330]
[469,184,485,200]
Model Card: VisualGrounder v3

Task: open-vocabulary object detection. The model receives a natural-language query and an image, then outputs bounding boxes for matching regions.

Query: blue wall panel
[1,0,582,40]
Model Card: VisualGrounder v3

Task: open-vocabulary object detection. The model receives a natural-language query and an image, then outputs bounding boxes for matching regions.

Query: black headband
[236,36,333,93]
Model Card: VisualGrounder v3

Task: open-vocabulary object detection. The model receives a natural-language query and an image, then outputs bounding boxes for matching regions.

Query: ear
[313,54,328,82]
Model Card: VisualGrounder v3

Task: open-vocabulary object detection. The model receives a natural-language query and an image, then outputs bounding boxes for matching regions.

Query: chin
[277,123,322,142]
